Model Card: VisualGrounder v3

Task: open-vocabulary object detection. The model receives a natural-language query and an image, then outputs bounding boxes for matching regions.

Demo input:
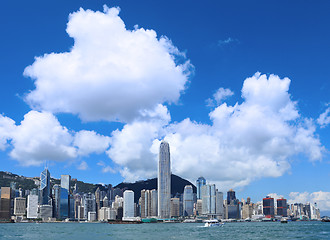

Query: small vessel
[204,219,224,227]
[280,218,288,223]
[321,218,330,222]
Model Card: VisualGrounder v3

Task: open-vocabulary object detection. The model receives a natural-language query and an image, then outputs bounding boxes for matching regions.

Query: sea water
[0,221,330,240]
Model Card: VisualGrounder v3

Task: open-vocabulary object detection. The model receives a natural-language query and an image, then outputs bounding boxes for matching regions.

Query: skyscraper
[60,175,71,219]
[263,196,275,218]
[39,168,51,205]
[123,190,134,218]
[27,194,38,219]
[0,187,12,219]
[196,177,206,199]
[158,141,171,219]
[183,185,194,216]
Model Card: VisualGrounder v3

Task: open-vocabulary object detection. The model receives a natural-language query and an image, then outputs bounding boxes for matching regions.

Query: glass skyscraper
[60,175,71,219]
[158,141,171,219]
[183,185,194,216]
[196,177,206,199]
[39,168,51,205]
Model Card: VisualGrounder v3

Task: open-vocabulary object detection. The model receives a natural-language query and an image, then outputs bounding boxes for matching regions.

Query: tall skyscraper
[227,189,236,205]
[263,196,275,218]
[158,141,171,219]
[27,194,38,219]
[196,177,206,199]
[0,187,12,219]
[183,185,194,216]
[39,168,51,205]
[60,175,71,219]
[123,190,134,218]
[277,198,287,217]
[52,184,60,219]
[201,184,216,215]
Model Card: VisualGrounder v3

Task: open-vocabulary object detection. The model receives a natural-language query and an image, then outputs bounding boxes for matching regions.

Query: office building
[183,185,194,216]
[14,197,26,216]
[263,196,275,218]
[123,190,134,218]
[39,205,53,220]
[39,168,51,205]
[52,184,60,219]
[0,187,12,219]
[27,194,38,219]
[170,198,180,217]
[158,141,171,219]
[196,177,206,199]
[201,184,216,215]
[277,198,287,217]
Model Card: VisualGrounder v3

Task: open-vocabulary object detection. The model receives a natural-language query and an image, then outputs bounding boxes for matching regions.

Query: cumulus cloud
[74,130,110,156]
[97,161,116,174]
[0,115,16,150]
[23,6,192,122]
[9,111,77,166]
[0,111,110,166]
[317,105,330,128]
[107,73,324,189]
[289,191,330,211]
[206,87,234,106]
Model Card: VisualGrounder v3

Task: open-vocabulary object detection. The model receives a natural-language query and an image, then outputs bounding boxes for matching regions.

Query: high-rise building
[38,205,53,220]
[0,187,12,219]
[52,184,60,219]
[215,190,224,218]
[170,198,180,217]
[196,199,203,215]
[277,198,287,217]
[60,175,71,219]
[150,189,158,217]
[158,141,171,219]
[82,193,96,219]
[201,184,216,215]
[263,196,275,218]
[39,168,51,205]
[227,189,236,205]
[123,190,134,218]
[196,177,206,199]
[27,194,38,219]
[14,197,26,216]
[183,185,194,216]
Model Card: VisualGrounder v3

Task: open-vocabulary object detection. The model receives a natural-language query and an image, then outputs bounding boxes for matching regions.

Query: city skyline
[0,1,329,215]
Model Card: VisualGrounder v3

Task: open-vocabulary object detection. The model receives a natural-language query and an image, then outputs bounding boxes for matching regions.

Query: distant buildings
[39,168,51,205]
[0,187,12,219]
[158,140,171,219]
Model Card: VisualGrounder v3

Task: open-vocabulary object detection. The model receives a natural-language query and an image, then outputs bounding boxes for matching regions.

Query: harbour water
[0,221,329,240]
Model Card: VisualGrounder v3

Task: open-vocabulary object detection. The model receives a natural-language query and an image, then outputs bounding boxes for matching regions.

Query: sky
[0,0,329,214]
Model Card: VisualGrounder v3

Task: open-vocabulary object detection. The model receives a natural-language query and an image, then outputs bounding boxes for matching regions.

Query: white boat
[204,219,224,227]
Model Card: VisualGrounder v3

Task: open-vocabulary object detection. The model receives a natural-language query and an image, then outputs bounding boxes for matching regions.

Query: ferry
[204,219,224,227]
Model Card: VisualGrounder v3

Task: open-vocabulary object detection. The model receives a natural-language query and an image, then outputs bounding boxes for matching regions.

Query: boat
[204,219,224,227]
[321,218,330,222]
[280,218,288,223]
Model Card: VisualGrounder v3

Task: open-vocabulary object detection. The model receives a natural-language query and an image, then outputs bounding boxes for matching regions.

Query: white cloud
[289,191,330,211]
[107,73,324,189]
[218,37,240,46]
[97,161,116,174]
[0,111,111,166]
[0,115,16,150]
[317,105,330,128]
[23,6,192,123]
[77,161,88,170]
[206,87,234,106]
[9,111,77,166]
[74,130,110,156]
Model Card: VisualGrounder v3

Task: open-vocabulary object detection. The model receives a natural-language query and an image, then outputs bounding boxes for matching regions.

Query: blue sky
[0,1,329,212]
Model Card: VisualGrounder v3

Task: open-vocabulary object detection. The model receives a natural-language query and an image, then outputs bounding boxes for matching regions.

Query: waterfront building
[183,185,194,216]
[226,189,240,219]
[215,190,224,218]
[61,175,71,191]
[158,141,171,219]
[39,168,51,205]
[196,177,206,199]
[263,196,275,218]
[242,199,253,219]
[170,198,180,218]
[77,205,84,220]
[27,194,38,219]
[0,187,12,219]
[14,197,26,216]
[195,199,202,215]
[140,189,147,218]
[123,190,134,218]
[52,184,60,219]
[109,208,116,220]
[38,204,53,220]
[98,207,108,221]
[276,198,287,217]
[201,184,216,216]
[150,189,158,217]
[88,211,96,221]
[60,188,69,219]
[83,193,96,219]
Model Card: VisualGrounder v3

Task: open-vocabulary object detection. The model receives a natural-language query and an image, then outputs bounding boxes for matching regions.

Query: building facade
[158,141,171,219]
[123,190,134,218]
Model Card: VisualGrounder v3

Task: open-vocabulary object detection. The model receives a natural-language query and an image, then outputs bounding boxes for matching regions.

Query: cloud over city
[24,6,192,122]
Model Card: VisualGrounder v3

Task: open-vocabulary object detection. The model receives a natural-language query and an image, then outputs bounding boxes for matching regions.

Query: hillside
[115,174,196,203]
